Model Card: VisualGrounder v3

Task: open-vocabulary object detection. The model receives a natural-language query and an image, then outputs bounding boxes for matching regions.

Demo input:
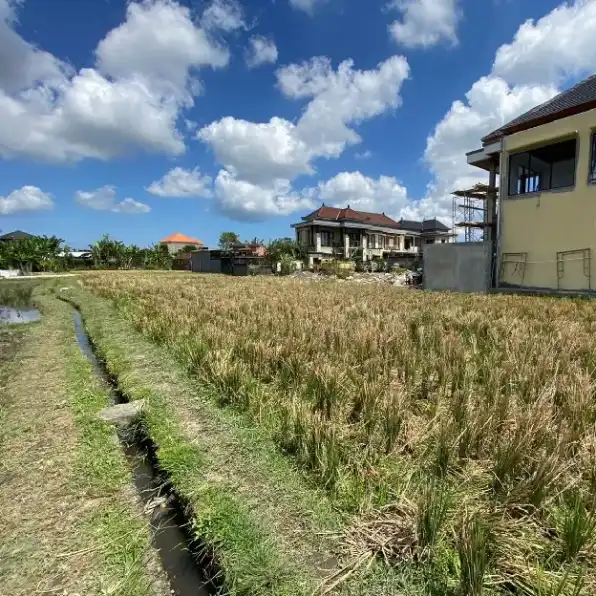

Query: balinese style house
[160,232,204,255]
[467,73,596,292]
[292,205,454,266]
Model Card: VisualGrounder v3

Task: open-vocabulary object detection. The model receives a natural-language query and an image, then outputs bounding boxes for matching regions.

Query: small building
[190,248,269,276]
[292,205,454,267]
[467,73,596,292]
[160,232,204,255]
[231,242,267,257]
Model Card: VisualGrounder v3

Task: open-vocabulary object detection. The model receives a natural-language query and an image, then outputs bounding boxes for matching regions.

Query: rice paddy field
[80,271,596,595]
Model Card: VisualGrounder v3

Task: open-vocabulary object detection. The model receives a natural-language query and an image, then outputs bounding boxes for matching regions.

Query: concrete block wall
[423,242,491,293]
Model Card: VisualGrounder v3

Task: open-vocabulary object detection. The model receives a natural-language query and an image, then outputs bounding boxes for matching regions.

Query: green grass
[0,280,40,306]
[0,286,167,596]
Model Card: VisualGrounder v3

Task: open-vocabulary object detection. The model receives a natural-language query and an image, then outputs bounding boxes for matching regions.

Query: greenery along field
[82,272,596,595]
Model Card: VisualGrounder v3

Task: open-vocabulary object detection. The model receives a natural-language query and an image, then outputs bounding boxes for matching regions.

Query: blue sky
[0,0,593,248]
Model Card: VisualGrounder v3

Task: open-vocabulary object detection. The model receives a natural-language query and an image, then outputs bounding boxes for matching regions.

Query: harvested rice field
[73,271,596,595]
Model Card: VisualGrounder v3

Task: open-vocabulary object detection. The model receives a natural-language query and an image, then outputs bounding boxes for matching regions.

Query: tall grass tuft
[560,491,596,562]
[416,480,449,557]
[457,514,491,596]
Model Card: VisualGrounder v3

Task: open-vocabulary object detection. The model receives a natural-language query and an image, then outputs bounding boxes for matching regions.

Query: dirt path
[0,293,169,596]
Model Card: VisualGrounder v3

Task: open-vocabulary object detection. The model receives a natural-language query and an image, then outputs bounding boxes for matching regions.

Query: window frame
[348,232,361,248]
[320,230,332,247]
[507,136,578,198]
[589,131,596,184]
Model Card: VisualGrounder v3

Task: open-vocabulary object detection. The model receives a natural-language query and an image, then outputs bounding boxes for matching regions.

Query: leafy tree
[178,244,200,254]
[143,243,173,270]
[90,234,124,268]
[266,237,306,265]
[0,235,63,272]
[121,244,142,270]
[219,232,239,252]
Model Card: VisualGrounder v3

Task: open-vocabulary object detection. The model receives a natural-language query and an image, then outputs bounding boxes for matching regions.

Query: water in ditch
[72,308,211,596]
[0,306,41,325]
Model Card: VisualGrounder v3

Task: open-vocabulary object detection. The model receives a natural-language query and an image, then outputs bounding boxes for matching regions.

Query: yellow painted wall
[499,108,596,290]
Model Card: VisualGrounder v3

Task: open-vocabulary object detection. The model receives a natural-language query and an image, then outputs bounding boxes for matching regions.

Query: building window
[508,138,576,196]
[590,133,596,184]
[348,232,360,247]
[320,231,332,247]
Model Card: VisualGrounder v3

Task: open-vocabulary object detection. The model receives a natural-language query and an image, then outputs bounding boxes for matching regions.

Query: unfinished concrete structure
[423,242,491,293]
[467,73,596,293]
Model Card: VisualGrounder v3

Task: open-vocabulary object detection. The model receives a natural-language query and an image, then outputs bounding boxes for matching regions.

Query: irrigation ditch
[65,298,221,596]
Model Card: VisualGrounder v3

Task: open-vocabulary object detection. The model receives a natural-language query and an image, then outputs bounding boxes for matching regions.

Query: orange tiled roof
[160,232,204,245]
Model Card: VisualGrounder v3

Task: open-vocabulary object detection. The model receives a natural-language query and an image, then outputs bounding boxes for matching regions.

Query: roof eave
[482,98,596,145]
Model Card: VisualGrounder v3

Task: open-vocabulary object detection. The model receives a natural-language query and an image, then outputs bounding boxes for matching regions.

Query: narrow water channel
[72,308,212,596]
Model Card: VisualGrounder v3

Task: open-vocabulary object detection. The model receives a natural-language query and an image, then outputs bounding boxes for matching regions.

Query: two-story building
[292,205,454,267]
[467,73,596,292]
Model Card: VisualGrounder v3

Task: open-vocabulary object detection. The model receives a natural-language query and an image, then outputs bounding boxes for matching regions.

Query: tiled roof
[303,206,450,233]
[303,206,402,229]
[483,74,596,143]
[160,232,204,245]
[0,230,35,241]
[397,219,449,232]
[423,218,450,232]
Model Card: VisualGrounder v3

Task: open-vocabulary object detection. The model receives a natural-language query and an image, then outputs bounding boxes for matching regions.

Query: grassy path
[0,290,169,596]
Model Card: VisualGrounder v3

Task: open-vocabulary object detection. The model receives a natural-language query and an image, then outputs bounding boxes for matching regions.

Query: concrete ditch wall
[423,242,491,293]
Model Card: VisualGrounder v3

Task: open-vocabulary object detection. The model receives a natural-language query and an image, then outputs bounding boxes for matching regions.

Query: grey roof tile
[483,73,596,143]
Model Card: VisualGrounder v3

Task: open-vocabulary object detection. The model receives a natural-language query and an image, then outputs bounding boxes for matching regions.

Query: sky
[0,0,595,249]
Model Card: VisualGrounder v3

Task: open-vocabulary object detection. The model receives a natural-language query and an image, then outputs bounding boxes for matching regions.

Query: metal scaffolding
[452,183,496,243]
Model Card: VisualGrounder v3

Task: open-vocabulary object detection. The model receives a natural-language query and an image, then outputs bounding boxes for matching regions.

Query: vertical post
[316,229,321,253]
[488,161,498,287]
[344,232,350,259]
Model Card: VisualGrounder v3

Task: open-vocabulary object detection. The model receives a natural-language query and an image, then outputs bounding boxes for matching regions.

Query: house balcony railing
[301,244,421,255]
[384,246,420,254]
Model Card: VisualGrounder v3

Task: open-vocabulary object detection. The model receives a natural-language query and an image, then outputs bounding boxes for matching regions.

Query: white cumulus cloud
[96,0,229,98]
[388,0,462,49]
[245,36,278,69]
[289,0,326,15]
[0,0,70,93]
[311,171,410,217]
[199,116,313,183]
[0,185,54,215]
[214,170,316,220]
[199,55,409,186]
[147,167,213,197]
[492,0,596,86]
[201,0,246,32]
[0,0,232,163]
[75,185,151,213]
[198,54,410,219]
